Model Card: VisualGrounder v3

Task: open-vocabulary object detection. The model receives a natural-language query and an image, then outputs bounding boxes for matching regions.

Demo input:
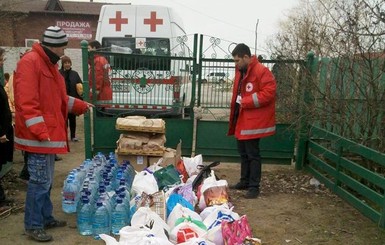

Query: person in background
[60,55,83,142]
[87,40,112,101]
[0,48,14,211]
[14,26,92,242]
[228,43,276,199]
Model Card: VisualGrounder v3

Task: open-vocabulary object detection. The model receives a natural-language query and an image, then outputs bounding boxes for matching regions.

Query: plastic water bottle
[123,161,136,189]
[62,177,78,213]
[77,197,93,236]
[111,198,127,235]
[92,201,110,240]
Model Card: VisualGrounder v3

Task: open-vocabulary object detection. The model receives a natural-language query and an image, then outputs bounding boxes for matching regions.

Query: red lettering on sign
[143,11,163,32]
[109,11,128,32]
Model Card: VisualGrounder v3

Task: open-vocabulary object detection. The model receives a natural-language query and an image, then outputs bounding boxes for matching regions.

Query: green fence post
[295,51,315,170]
[81,40,92,159]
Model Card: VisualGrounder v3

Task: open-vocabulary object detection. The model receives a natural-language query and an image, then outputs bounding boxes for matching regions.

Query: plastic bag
[182,154,202,177]
[132,169,158,195]
[202,204,239,230]
[178,238,215,245]
[221,215,253,245]
[99,225,174,245]
[170,217,208,244]
[136,191,166,220]
[166,193,194,219]
[153,164,181,191]
[172,182,198,207]
[176,158,189,183]
[202,205,240,245]
[131,207,170,240]
[167,203,202,229]
[198,170,229,210]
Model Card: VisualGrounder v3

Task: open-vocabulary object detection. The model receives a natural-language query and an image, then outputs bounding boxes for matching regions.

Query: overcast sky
[65,0,300,55]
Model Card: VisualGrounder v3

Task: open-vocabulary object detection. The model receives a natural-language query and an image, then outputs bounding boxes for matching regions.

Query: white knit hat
[42,26,68,47]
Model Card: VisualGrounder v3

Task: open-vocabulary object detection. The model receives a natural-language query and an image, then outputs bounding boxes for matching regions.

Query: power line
[168,0,255,34]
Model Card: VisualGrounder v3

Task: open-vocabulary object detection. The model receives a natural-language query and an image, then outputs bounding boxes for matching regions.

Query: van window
[102,37,171,70]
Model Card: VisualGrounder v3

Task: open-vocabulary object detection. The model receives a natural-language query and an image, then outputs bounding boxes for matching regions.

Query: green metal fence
[304,126,385,227]
[296,52,385,227]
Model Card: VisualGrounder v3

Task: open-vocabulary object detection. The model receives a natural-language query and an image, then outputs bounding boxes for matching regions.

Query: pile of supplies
[62,151,262,244]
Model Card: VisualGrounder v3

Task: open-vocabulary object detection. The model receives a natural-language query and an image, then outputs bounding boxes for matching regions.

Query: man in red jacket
[228,43,276,199]
[14,26,92,242]
[87,40,113,101]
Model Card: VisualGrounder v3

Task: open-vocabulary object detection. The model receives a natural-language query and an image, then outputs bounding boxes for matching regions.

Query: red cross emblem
[144,11,163,32]
[109,11,128,32]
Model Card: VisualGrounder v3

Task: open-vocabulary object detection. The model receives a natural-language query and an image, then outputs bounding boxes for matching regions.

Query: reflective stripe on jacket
[228,56,276,140]
[14,43,88,154]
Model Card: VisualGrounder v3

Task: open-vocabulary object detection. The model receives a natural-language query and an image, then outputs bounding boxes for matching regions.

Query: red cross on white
[109,11,128,32]
[143,11,163,32]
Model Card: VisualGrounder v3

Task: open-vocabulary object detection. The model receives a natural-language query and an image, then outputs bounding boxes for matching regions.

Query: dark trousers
[0,183,5,202]
[68,113,76,139]
[237,138,261,189]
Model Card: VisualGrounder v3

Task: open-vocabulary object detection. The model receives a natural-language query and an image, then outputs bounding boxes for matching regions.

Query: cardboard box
[148,140,182,168]
[116,154,149,172]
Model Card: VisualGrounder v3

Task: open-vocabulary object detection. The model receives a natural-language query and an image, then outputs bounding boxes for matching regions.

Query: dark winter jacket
[0,84,13,166]
[59,68,83,100]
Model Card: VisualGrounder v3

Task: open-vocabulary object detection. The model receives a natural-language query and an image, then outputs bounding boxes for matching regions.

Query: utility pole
[255,19,259,56]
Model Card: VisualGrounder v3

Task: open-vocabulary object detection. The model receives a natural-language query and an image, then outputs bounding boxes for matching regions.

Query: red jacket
[88,55,112,101]
[228,56,276,140]
[14,43,89,154]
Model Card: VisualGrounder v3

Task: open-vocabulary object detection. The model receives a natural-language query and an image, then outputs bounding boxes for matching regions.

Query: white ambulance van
[95,4,191,117]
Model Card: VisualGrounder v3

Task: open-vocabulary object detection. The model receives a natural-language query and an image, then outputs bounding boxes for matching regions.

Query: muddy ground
[1,116,385,245]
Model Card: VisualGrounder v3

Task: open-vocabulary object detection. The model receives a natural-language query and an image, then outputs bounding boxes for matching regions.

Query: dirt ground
[1,116,385,245]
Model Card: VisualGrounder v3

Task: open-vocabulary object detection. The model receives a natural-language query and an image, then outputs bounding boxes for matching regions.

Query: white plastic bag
[167,203,202,229]
[198,170,229,210]
[132,170,158,195]
[202,204,240,245]
[178,238,215,245]
[182,154,202,177]
[100,225,174,245]
[131,207,170,240]
[170,218,207,244]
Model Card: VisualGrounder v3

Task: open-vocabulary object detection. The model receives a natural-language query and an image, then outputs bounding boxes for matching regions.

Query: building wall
[0,11,99,49]
[2,47,84,80]
[12,13,99,49]
[1,10,99,77]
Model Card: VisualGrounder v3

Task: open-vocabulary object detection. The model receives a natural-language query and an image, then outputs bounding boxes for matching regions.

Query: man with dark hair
[14,26,93,242]
[87,40,112,101]
[228,43,277,199]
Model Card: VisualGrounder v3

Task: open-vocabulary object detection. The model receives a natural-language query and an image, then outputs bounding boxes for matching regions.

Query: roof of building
[2,0,115,15]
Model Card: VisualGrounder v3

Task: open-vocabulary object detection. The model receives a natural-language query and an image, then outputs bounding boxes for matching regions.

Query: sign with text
[56,20,92,40]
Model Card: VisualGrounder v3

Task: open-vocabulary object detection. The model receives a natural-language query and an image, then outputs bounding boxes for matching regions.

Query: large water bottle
[111,198,127,235]
[88,176,98,199]
[62,177,79,213]
[113,169,123,191]
[77,197,93,236]
[118,192,131,224]
[92,201,110,240]
[123,161,136,189]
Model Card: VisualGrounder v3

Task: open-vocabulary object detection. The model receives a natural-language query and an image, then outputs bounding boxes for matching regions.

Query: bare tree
[267,0,385,152]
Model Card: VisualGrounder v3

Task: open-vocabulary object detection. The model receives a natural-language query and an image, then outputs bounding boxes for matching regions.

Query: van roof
[97,5,184,40]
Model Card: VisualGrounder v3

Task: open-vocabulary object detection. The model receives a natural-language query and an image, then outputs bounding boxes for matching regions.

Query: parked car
[201,72,230,83]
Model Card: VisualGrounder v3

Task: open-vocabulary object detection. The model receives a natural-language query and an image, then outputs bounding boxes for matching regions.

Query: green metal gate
[81,34,302,164]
